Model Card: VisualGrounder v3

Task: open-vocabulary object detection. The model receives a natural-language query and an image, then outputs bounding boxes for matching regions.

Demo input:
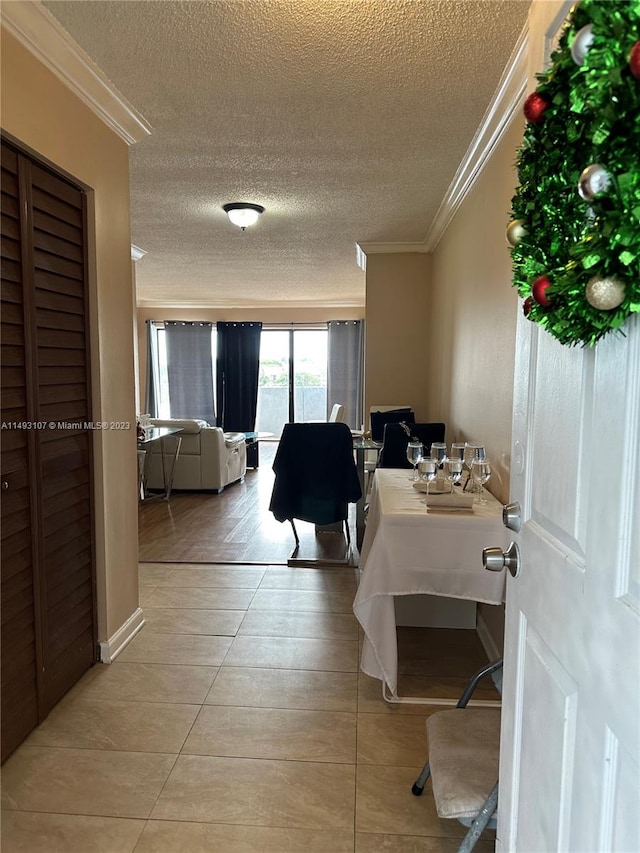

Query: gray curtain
[165,321,215,424]
[144,320,160,417]
[327,320,364,430]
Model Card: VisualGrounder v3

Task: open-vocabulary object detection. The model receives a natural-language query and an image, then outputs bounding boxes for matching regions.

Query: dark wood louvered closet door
[1,145,41,759]
[1,140,96,762]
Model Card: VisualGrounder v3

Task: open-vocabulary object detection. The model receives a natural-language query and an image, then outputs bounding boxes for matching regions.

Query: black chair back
[378,422,446,468]
[370,408,415,442]
[269,422,362,525]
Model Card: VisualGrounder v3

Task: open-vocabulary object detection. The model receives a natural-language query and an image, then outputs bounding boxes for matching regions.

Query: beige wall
[429,117,524,652]
[429,117,524,506]
[135,305,363,413]
[1,32,139,642]
[364,253,432,424]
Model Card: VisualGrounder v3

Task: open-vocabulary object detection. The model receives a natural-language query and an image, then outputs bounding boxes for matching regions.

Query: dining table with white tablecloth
[353,468,508,698]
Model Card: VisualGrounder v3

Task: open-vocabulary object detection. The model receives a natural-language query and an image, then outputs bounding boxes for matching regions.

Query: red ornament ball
[630,41,640,79]
[524,92,550,124]
[532,274,552,307]
[523,296,535,318]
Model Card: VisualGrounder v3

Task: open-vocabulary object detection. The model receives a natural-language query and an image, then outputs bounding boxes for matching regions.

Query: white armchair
[145,418,247,493]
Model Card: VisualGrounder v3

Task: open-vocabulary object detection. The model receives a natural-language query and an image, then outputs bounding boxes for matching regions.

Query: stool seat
[427,707,501,820]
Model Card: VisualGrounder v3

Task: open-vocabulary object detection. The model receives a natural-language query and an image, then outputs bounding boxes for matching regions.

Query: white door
[496,5,640,850]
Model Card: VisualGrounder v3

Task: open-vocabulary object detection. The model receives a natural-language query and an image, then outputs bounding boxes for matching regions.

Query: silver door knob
[2,481,8,490]
[483,541,521,578]
[502,501,521,532]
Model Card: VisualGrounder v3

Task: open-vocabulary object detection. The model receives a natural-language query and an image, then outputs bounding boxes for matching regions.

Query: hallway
[1,561,496,852]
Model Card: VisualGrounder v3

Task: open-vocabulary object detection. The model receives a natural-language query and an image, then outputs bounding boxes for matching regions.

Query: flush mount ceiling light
[222,202,265,230]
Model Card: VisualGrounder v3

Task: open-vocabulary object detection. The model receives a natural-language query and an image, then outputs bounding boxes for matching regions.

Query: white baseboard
[99,607,145,663]
[477,610,501,661]
[476,611,503,695]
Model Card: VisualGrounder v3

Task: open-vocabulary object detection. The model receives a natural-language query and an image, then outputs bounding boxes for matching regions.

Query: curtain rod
[151,320,361,330]
[262,323,327,331]
[262,321,362,330]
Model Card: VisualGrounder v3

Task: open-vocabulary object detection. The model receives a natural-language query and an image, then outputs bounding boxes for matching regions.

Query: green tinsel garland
[510,0,640,347]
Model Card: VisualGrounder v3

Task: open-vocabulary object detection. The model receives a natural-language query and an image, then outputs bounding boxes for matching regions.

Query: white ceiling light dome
[222,202,265,230]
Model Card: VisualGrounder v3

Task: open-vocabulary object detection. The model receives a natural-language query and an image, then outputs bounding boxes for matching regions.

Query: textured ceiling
[41,0,530,308]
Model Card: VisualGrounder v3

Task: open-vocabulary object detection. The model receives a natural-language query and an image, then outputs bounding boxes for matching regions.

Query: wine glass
[449,442,466,462]
[464,441,486,465]
[471,459,491,503]
[430,442,447,490]
[464,442,486,492]
[418,457,437,495]
[444,457,464,492]
[406,440,423,481]
[430,442,447,469]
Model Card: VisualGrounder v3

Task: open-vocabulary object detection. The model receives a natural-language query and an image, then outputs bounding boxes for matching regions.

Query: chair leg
[457,782,499,853]
[344,518,351,548]
[289,520,300,558]
[343,519,352,561]
[411,761,432,796]
[287,517,353,567]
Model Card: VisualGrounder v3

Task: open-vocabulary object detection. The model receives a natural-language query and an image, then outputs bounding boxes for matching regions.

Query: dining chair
[269,422,361,566]
[306,402,344,424]
[378,422,446,469]
[362,406,414,495]
[411,659,503,853]
[328,403,345,423]
[369,406,414,442]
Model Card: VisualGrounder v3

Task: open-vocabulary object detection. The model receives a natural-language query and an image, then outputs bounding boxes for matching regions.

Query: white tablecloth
[353,469,507,695]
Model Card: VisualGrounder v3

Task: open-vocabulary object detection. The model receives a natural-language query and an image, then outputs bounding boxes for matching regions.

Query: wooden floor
[139,442,358,564]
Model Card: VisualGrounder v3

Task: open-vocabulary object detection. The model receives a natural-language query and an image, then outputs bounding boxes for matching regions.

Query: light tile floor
[1,563,497,853]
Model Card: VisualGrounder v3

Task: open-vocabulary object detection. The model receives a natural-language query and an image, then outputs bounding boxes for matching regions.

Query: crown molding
[356,21,529,263]
[424,23,529,252]
[1,1,152,145]
[355,240,429,271]
[137,298,366,310]
[357,241,428,256]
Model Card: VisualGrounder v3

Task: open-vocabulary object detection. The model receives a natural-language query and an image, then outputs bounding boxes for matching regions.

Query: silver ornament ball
[578,163,611,201]
[506,219,527,247]
[585,276,626,311]
[571,24,594,65]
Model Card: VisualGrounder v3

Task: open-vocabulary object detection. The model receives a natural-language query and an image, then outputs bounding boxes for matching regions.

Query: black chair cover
[378,422,446,468]
[369,408,414,443]
[269,423,362,525]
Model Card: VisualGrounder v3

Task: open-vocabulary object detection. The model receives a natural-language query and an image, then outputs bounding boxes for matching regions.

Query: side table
[243,431,275,469]
[244,432,259,468]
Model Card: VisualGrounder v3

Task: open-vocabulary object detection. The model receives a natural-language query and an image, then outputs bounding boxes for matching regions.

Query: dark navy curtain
[216,321,262,432]
[164,321,215,423]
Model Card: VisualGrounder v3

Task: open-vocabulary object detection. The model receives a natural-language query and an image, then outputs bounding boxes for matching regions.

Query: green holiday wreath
[508,0,640,347]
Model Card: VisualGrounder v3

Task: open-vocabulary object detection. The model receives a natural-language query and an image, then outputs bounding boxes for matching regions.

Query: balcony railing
[256,385,327,437]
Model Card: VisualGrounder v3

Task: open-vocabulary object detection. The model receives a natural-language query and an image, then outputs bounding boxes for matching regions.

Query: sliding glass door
[256,329,327,437]
[255,331,289,437]
[293,330,327,423]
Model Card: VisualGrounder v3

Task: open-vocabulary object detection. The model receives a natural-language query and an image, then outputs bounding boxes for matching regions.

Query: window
[152,324,217,419]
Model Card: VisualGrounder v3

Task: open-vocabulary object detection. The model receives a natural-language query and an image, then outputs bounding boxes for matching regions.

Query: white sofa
[144,418,247,493]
